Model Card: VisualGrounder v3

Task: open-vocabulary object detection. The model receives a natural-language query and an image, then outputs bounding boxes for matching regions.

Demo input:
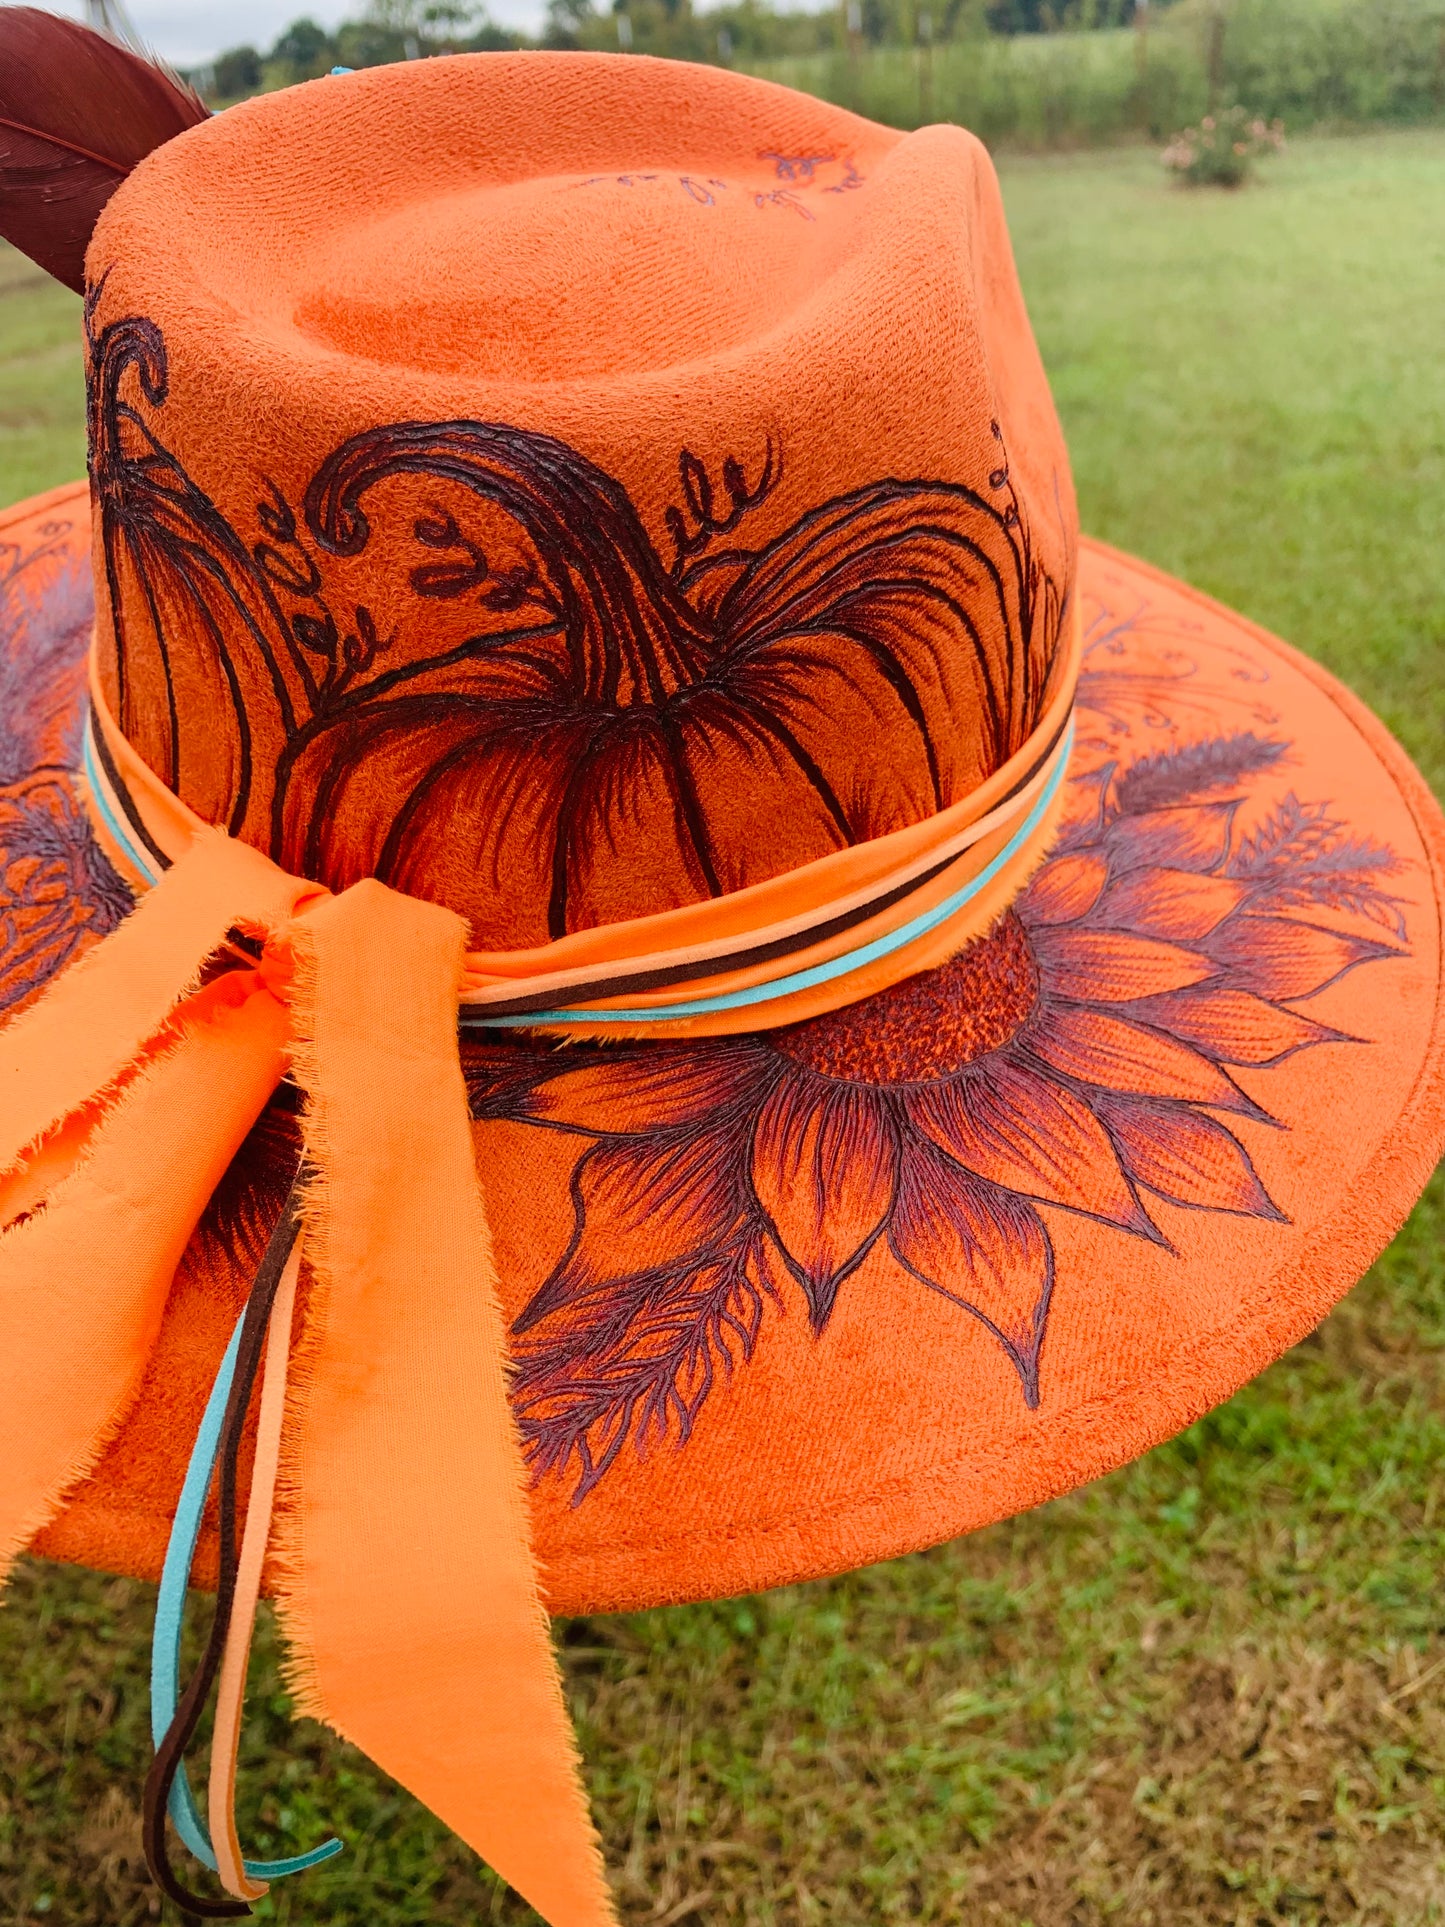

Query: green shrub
[1161,102,1285,182]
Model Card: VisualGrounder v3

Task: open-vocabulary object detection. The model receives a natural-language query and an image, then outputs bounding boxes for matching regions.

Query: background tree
[270,15,335,77]
[211,42,262,95]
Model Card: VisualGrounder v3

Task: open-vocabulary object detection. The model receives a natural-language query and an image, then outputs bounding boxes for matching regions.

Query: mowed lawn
[2,127,1444,1926]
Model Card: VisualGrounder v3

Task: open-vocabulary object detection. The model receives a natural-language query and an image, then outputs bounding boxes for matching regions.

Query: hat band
[80,606,1079,1038]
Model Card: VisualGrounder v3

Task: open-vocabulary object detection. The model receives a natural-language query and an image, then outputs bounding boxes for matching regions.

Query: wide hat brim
[6,479,1444,1616]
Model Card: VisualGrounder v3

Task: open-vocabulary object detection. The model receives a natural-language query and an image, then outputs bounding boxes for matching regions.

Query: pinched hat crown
[86,54,1076,948]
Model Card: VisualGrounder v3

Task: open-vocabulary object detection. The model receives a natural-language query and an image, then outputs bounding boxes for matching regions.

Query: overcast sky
[9,0,553,66]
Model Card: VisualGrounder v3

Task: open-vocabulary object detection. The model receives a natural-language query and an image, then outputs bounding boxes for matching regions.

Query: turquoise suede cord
[150,1307,343,1884]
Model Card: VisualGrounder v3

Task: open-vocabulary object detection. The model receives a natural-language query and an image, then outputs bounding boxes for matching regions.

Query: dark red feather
[0,7,207,293]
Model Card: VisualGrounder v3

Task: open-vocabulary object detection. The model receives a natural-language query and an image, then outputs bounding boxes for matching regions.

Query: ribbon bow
[0,830,615,1926]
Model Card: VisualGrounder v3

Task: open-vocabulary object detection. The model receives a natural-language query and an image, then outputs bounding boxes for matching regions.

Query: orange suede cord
[0,841,616,1927]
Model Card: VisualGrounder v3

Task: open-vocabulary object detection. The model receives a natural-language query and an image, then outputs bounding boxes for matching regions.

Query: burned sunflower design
[467,727,1408,1499]
[0,517,130,1015]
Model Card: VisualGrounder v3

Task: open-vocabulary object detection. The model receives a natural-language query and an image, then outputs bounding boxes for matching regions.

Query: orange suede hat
[1,35,1443,1927]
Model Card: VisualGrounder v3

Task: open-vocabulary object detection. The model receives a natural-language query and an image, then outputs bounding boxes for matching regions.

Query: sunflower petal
[522,1041,772,1136]
[1029,925,1215,1001]
[1107,801,1237,874]
[907,1061,1153,1233]
[1126,987,1351,1065]
[1094,1096,1285,1219]
[1206,915,1403,1001]
[751,1073,896,1329]
[889,1137,1054,1403]
[1025,1004,1265,1117]
[1019,851,1108,926]
[1056,763,1112,840]
[514,1126,745,1332]
[1092,867,1252,942]
[463,1038,567,1119]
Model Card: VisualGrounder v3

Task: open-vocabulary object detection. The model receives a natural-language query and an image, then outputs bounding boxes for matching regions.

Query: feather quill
[0,7,207,294]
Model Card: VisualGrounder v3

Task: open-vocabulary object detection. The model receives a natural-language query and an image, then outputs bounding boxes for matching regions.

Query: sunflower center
[772,912,1040,1084]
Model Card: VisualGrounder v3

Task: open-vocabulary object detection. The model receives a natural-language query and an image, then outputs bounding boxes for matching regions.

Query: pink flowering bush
[1162,106,1285,188]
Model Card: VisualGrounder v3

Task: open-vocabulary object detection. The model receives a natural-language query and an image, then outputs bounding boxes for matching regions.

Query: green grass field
[2,127,1444,1926]
[0,247,87,508]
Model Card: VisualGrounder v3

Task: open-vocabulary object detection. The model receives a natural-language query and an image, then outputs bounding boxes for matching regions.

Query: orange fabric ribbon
[0,832,615,1927]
